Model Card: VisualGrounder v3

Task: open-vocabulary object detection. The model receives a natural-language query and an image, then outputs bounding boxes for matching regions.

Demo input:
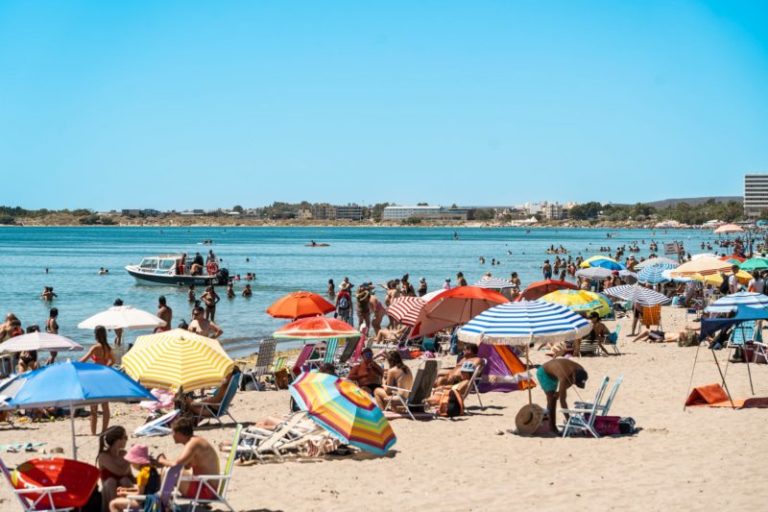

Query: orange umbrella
[267,291,335,320]
[519,279,579,301]
[273,316,360,339]
[411,286,509,338]
[719,254,746,263]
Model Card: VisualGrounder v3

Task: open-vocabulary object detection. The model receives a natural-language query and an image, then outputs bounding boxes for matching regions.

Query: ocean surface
[0,226,718,356]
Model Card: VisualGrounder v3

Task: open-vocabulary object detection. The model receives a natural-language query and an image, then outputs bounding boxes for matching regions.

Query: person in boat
[80,326,115,435]
[200,286,220,322]
[187,306,223,338]
[310,240,317,247]
[155,296,172,333]
[190,252,204,276]
[242,283,253,297]
[156,417,220,502]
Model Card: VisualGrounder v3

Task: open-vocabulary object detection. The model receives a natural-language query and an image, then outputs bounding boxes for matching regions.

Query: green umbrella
[740,257,768,272]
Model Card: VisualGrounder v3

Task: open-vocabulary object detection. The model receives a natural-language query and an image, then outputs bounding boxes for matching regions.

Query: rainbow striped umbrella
[289,372,396,455]
[122,329,234,392]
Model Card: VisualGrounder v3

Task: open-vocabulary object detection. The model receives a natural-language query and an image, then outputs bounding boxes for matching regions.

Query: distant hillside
[645,196,742,209]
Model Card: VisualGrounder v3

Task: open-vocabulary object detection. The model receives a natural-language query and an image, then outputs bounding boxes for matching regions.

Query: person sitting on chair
[373,351,413,410]
[346,348,384,395]
[434,344,482,386]
[179,369,240,420]
[426,361,476,406]
[584,312,610,355]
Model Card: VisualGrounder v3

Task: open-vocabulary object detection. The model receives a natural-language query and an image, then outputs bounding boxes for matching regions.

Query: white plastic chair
[0,456,72,512]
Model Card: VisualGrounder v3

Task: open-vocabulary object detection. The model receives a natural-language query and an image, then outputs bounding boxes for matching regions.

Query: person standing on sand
[537,359,588,434]
[155,296,172,333]
[80,326,115,435]
[356,284,372,329]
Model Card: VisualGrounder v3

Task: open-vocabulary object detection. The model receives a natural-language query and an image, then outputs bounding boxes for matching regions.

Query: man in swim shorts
[156,417,220,500]
[537,359,588,434]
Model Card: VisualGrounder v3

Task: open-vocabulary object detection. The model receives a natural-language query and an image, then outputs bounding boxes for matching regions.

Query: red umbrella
[267,291,336,320]
[387,296,426,326]
[410,286,509,338]
[273,317,360,339]
[519,279,578,301]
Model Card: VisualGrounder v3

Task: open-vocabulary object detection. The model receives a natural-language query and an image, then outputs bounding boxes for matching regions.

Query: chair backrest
[349,337,366,364]
[585,376,611,422]
[158,464,184,506]
[213,370,241,416]
[323,338,339,364]
[292,344,316,376]
[219,424,242,495]
[608,324,621,344]
[273,356,287,372]
[337,337,358,364]
[0,456,32,511]
[601,375,623,415]
[408,360,438,406]
[730,321,755,346]
[461,358,486,399]
[256,339,277,367]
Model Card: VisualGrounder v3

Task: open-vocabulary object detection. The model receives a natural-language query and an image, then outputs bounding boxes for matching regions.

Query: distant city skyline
[1,1,766,210]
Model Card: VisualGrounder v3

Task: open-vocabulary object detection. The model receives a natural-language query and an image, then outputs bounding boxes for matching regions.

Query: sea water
[0,226,716,356]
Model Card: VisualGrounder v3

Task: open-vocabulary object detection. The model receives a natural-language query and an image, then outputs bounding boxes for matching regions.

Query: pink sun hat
[124,444,151,465]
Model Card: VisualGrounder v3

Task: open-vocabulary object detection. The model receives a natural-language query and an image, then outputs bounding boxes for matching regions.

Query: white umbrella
[78,306,166,330]
[0,332,83,353]
[473,277,516,289]
[634,257,679,269]
[604,284,671,306]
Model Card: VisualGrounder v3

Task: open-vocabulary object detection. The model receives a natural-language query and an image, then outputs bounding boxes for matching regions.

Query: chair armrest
[179,474,229,482]
[16,485,67,494]
[126,494,149,502]
[383,385,410,393]
[560,407,593,415]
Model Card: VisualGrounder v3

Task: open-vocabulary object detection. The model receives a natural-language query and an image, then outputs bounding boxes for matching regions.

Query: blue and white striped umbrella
[637,264,674,284]
[604,284,671,306]
[661,268,693,283]
[634,257,679,269]
[473,276,515,289]
[705,292,768,313]
[457,300,592,346]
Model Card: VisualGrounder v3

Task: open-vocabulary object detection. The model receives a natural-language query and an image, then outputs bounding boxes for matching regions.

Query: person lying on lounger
[426,361,475,406]
[434,344,483,386]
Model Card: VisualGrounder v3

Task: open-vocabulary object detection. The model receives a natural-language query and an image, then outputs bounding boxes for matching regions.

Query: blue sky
[1,1,766,210]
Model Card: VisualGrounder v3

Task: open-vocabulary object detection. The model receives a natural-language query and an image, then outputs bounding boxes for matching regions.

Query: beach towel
[685,383,768,409]
[642,304,661,327]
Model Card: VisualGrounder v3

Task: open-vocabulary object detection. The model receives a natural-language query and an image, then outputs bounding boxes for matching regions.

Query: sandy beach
[1,306,765,512]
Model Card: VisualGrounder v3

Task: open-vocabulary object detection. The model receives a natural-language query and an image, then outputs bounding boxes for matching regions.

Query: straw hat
[124,444,151,465]
[515,404,545,436]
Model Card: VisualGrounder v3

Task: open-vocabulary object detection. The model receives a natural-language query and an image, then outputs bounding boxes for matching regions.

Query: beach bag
[437,388,464,418]
[618,417,636,435]
[594,416,622,436]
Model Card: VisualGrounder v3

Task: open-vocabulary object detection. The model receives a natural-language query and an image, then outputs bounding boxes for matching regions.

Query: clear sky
[1,1,766,210]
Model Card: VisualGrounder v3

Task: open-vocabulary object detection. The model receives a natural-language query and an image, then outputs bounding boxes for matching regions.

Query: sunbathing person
[179,369,240,420]
[584,312,610,355]
[346,348,384,394]
[373,351,414,410]
[537,359,588,434]
[426,361,476,407]
[156,417,220,500]
[373,323,407,344]
[434,344,483,386]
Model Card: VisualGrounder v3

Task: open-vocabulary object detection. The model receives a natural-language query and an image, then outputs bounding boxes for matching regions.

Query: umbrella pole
[70,404,78,461]
[684,341,701,411]
[526,335,533,406]
[711,349,736,410]
[741,325,755,395]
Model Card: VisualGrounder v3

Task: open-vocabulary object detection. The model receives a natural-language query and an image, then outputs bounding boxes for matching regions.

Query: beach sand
[1,307,765,511]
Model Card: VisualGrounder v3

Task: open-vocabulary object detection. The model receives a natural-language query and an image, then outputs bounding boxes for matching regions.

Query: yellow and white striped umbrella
[122,329,234,392]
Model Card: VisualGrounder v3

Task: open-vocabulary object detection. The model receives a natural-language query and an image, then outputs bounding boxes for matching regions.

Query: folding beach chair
[383,360,439,420]
[291,344,316,377]
[242,338,277,390]
[561,375,610,438]
[606,325,622,355]
[134,409,181,437]
[172,425,241,512]
[306,338,339,369]
[123,464,183,511]
[237,413,320,462]
[574,375,623,416]
[337,337,359,365]
[0,456,72,512]
[461,358,487,410]
[195,371,240,426]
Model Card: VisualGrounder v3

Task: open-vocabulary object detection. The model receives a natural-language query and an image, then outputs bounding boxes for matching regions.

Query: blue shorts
[537,366,559,393]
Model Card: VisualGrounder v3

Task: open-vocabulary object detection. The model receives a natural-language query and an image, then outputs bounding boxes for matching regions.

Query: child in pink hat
[109,444,160,512]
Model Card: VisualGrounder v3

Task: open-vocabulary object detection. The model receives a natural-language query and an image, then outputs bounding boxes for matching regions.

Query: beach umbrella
[720,254,746,263]
[575,267,612,280]
[387,296,426,326]
[273,317,360,340]
[0,361,153,459]
[671,256,733,277]
[266,291,335,320]
[0,332,83,353]
[457,300,591,346]
[693,270,752,287]
[706,292,768,312]
[78,306,166,330]
[739,257,768,272]
[539,290,613,318]
[519,279,578,301]
[661,268,694,283]
[637,264,672,285]
[410,286,509,338]
[289,371,396,455]
[473,276,516,289]
[691,253,717,260]
[714,223,744,234]
[121,331,234,392]
[579,255,620,269]
[603,284,671,306]
[634,257,679,269]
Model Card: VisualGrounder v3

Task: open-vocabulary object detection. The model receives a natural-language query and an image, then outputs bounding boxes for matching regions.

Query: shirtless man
[434,344,483,387]
[187,307,223,338]
[537,359,588,434]
[155,296,172,333]
[156,418,220,500]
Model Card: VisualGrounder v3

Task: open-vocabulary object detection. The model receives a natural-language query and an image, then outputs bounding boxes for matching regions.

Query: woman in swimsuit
[96,426,133,512]
[200,286,220,322]
[80,326,115,435]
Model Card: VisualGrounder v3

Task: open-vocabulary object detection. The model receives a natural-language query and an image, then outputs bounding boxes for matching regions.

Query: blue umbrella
[705,292,768,313]
[590,259,626,271]
[0,362,154,459]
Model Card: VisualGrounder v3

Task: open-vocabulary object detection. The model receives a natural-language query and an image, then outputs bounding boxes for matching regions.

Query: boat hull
[125,266,226,287]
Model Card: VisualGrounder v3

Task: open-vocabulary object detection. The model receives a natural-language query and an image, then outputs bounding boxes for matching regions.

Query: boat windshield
[159,259,176,270]
[139,258,159,269]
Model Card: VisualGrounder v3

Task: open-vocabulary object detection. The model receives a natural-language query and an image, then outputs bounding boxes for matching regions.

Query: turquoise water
[0,226,714,355]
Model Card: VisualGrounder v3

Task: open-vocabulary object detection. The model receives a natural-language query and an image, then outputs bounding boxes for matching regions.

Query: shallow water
[0,226,716,356]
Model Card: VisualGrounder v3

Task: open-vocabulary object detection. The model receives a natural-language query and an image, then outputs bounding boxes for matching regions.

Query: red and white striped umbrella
[387,296,426,326]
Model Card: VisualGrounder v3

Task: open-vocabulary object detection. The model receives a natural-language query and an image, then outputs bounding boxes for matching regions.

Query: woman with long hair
[80,326,115,435]
[373,351,413,410]
[96,426,133,512]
